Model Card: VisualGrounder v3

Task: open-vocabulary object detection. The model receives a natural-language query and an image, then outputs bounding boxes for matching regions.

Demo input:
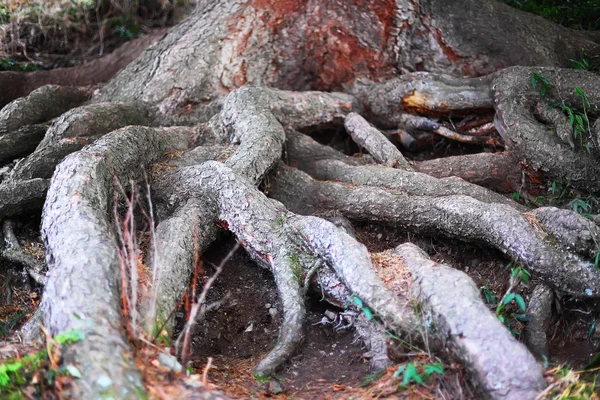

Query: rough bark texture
[6,0,600,398]
[41,126,195,398]
[395,243,545,400]
[268,165,600,297]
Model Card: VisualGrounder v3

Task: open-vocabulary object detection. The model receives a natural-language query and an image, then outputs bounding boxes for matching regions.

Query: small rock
[265,303,271,309]
[324,309,337,320]
[245,322,254,332]
[377,233,383,239]
[264,380,284,395]
[269,307,278,319]
[158,353,183,373]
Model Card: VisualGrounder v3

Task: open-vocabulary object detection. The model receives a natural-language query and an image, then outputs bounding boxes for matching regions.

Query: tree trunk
[3,1,600,399]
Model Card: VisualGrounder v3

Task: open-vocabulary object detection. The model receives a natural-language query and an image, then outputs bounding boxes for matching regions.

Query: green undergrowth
[0,328,84,398]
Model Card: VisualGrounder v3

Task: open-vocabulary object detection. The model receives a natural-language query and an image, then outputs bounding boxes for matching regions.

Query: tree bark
[3,1,600,399]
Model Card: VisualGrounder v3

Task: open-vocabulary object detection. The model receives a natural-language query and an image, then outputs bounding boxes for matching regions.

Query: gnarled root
[268,164,600,297]
[40,126,196,398]
[393,243,545,399]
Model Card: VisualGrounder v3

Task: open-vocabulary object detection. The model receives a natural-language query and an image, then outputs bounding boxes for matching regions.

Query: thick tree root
[268,165,600,297]
[346,73,494,127]
[0,178,49,220]
[493,67,600,192]
[344,112,412,169]
[525,284,554,360]
[414,152,533,194]
[10,101,152,181]
[393,243,545,400]
[40,126,195,398]
[0,85,90,134]
[530,207,600,258]
[2,220,46,286]
[0,124,49,163]
[154,161,418,375]
[285,130,523,209]
[152,87,360,338]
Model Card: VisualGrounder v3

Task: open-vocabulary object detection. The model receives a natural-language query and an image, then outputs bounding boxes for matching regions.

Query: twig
[202,357,213,384]
[176,243,240,367]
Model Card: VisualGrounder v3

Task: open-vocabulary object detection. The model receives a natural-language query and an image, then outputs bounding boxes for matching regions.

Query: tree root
[0,85,90,134]
[40,126,195,398]
[393,243,545,399]
[346,73,494,127]
[10,101,152,181]
[414,152,534,194]
[525,284,554,360]
[284,131,523,209]
[344,112,412,169]
[154,161,418,376]
[493,66,600,191]
[530,207,600,259]
[268,164,600,297]
[2,220,46,286]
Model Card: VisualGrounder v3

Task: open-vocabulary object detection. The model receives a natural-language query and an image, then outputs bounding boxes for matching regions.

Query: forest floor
[1,1,600,398]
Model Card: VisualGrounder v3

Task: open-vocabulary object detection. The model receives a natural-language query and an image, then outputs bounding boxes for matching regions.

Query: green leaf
[393,365,407,379]
[514,294,527,311]
[362,306,373,321]
[498,314,505,324]
[585,352,600,370]
[401,363,423,387]
[5,362,21,372]
[423,362,444,380]
[503,293,516,305]
[54,328,85,345]
[352,296,364,308]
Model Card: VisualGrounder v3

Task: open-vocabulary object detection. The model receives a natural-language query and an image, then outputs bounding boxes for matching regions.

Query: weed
[393,361,444,388]
[494,262,530,336]
[0,328,84,397]
[571,50,600,72]
[480,286,497,306]
[274,215,286,228]
[531,71,554,96]
[352,295,374,321]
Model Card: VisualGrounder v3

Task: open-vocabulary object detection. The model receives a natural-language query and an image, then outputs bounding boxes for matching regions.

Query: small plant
[480,285,498,306]
[393,361,444,388]
[494,262,530,335]
[531,71,554,96]
[352,295,374,321]
[0,328,84,397]
[274,215,286,227]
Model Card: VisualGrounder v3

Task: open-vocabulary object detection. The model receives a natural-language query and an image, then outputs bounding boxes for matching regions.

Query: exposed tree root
[2,220,46,286]
[10,102,152,181]
[0,85,90,135]
[268,164,600,297]
[525,284,554,360]
[493,67,600,192]
[414,152,533,194]
[284,130,523,209]
[347,74,494,127]
[530,207,600,259]
[394,243,545,399]
[40,126,196,398]
[154,161,418,376]
[344,112,412,170]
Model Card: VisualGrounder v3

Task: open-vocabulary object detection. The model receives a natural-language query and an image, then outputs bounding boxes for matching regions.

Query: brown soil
[185,237,374,398]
